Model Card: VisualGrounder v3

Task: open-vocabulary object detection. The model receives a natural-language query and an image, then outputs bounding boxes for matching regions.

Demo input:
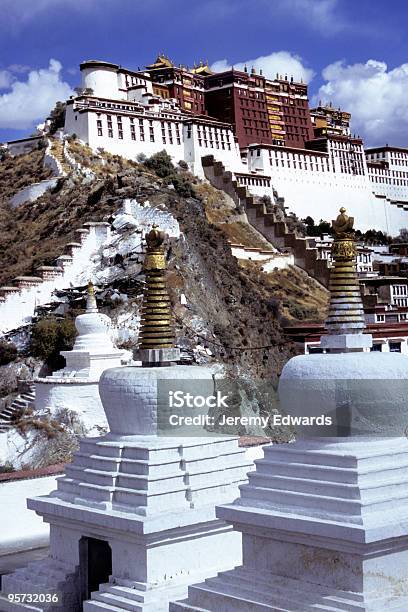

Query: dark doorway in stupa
[79,536,112,602]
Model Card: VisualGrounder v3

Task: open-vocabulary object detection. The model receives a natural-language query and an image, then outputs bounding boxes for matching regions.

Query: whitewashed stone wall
[0,224,110,335]
[64,97,241,178]
[9,178,59,208]
[246,146,408,236]
[34,380,108,433]
[43,139,65,177]
[63,140,95,180]
[230,243,294,270]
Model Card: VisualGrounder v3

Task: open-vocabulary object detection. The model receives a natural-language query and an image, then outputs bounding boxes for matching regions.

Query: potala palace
[8,55,408,236]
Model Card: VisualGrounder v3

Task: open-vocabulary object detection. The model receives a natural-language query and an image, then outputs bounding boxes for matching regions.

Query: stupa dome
[74,310,114,352]
[279,351,408,437]
[72,281,116,354]
[278,208,408,438]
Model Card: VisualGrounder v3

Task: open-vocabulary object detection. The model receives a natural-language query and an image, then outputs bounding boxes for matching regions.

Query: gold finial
[86,280,98,312]
[332,206,354,235]
[138,225,175,350]
[325,208,365,335]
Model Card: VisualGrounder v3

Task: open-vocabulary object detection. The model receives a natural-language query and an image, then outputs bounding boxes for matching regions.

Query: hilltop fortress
[8,55,408,234]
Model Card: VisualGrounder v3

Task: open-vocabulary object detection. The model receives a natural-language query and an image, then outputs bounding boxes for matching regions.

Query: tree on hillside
[48,101,66,134]
[30,316,77,371]
[303,216,331,237]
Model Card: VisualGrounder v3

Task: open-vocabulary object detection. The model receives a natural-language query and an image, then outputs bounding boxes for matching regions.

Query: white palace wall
[0,224,110,335]
[64,97,242,178]
[61,64,408,236]
[246,146,408,236]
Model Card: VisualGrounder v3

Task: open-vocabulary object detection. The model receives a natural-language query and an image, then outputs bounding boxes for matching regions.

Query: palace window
[389,341,402,353]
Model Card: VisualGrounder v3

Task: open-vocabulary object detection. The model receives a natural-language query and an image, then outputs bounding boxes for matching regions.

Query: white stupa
[172,208,408,611]
[35,282,124,433]
[0,228,252,611]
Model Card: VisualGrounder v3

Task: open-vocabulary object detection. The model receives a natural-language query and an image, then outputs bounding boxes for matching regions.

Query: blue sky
[1,0,408,146]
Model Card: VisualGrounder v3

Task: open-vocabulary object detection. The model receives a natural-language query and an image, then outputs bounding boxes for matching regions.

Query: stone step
[100,584,145,603]
[184,581,276,611]
[12,399,30,408]
[202,571,359,611]
[248,472,360,500]
[20,391,35,402]
[0,407,15,415]
[90,591,143,611]
[239,482,363,515]
[83,601,124,611]
[169,603,208,612]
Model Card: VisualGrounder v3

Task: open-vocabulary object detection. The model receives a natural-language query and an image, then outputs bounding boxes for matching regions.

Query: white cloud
[0,59,73,130]
[211,51,314,84]
[0,0,117,31]
[277,0,340,30]
[8,64,31,74]
[0,71,13,89]
[316,59,408,146]
[257,0,348,35]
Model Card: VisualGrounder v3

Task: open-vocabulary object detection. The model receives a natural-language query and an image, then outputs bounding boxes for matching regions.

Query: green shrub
[170,175,195,198]
[288,303,319,321]
[0,340,18,366]
[30,316,77,370]
[144,150,175,178]
[0,462,14,474]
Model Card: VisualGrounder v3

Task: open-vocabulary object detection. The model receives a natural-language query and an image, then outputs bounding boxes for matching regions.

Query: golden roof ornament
[324,207,366,337]
[86,280,98,313]
[136,225,180,366]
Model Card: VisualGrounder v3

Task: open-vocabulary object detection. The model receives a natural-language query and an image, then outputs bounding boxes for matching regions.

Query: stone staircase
[0,221,111,335]
[202,155,330,286]
[50,138,70,174]
[0,381,35,433]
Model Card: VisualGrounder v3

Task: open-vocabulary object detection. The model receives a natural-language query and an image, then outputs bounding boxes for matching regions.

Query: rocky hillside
[0,140,330,449]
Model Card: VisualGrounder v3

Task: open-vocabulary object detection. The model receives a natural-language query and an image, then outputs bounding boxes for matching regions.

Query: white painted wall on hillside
[0,225,110,335]
[246,147,408,236]
[10,179,59,209]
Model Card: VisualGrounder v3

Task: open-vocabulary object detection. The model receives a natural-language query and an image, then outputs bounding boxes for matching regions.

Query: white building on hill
[44,59,408,236]
[64,60,241,178]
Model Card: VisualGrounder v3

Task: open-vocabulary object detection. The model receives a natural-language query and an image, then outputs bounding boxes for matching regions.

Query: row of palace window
[97,115,180,144]
[238,97,267,110]
[241,108,268,120]
[242,118,269,130]
[197,126,232,150]
[369,174,408,186]
[284,116,310,126]
[269,156,331,172]
[285,127,310,139]
[392,285,408,296]
[236,88,265,101]
[96,115,233,149]
[282,106,309,117]
[236,174,270,187]
[370,168,408,178]
[244,127,270,138]
[161,121,181,145]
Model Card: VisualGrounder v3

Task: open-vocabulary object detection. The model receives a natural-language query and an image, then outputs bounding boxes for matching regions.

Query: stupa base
[171,566,408,611]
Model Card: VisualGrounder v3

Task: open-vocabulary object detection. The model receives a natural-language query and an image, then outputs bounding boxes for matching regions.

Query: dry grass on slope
[0,149,52,205]
[239,260,329,323]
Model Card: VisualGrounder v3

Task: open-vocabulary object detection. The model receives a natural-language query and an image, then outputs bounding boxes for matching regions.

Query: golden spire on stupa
[325,207,365,335]
[86,280,98,312]
[138,225,175,350]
